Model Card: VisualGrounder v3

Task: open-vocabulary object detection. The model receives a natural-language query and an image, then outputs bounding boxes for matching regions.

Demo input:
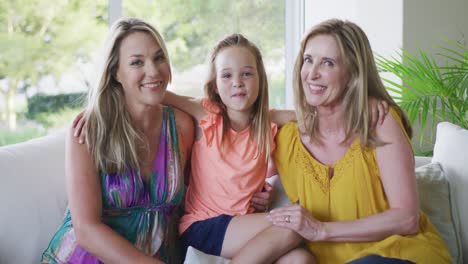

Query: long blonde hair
[85,17,172,174]
[293,19,412,147]
[204,34,272,161]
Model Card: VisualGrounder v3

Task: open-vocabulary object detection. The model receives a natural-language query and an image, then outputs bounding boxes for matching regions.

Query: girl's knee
[277,227,302,245]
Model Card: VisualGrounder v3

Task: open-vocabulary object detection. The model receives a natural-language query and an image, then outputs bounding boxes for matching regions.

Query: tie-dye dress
[41,106,185,263]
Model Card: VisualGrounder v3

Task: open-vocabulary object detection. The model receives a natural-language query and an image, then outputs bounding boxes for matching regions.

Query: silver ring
[285,215,290,223]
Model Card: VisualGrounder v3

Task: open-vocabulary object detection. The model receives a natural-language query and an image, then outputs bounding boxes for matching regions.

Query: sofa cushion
[416,162,461,263]
[432,122,467,263]
[0,130,67,264]
[184,246,230,264]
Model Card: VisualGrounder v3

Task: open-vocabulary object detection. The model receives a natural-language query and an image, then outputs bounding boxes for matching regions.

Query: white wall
[302,0,468,57]
[304,0,403,60]
[403,0,468,55]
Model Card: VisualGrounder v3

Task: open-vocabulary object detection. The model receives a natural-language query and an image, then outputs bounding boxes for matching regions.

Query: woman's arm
[163,91,206,122]
[72,91,205,144]
[268,113,418,242]
[65,128,163,264]
[270,110,296,128]
[270,98,388,129]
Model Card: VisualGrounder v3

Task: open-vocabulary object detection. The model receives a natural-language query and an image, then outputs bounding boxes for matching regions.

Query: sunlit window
[0,0,108,145]
[0,0,286,146]
[123,0,285,108]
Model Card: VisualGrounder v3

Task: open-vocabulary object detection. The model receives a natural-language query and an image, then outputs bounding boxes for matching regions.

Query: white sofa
[1,122,467,264]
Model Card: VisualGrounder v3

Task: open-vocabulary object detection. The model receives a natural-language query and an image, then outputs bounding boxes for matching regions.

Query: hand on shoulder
[374,109,408,144]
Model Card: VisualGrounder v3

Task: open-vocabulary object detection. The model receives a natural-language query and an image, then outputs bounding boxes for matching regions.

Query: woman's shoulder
[171,106,193,126]
[277,121,299,138]
[375,105,410,143]
[275,121,299,149]
[171,107,194,147]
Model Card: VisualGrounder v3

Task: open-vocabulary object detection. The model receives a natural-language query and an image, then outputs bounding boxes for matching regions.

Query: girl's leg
[221,213,305,263]
[220,213,271,258]
[274,248,316,264]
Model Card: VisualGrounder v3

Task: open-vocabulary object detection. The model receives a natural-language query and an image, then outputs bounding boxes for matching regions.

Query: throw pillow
[416,162,461,264]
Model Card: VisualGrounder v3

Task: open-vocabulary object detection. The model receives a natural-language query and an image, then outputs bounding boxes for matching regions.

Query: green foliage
[0,0,107,83]
[33,107,83,128]
[124,0,285,71]
[377,40,468,148]
[26,92,85,121]
[0,126,47,146]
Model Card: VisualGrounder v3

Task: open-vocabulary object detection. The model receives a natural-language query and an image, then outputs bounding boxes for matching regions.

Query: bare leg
[220,213,272,259]
[274,248,316,264]
[229,225,303,264]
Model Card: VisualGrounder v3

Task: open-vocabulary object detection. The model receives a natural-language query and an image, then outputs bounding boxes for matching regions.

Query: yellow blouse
[274,109,451,263]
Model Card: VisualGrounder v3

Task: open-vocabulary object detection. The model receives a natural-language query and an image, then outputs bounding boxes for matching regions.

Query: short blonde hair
[293,19,412,147]
[204,34,272,161]
[85,17,171,174]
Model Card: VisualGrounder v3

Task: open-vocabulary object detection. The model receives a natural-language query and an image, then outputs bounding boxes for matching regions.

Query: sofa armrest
[0,130,68,264]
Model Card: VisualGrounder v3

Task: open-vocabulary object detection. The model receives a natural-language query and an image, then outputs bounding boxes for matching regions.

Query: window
[0,0,289,146]
[123,0,286,108]
[0,0,108,145]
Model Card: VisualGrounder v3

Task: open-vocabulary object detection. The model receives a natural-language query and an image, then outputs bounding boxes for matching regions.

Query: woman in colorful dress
[41,17,194,264]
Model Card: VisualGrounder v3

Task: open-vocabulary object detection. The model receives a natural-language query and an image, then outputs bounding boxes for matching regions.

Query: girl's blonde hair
[293,19,412,147]
[204,33,272,161]
[85,17,171,174]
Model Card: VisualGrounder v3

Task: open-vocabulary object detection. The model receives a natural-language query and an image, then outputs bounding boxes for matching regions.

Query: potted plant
[376,40,468,155]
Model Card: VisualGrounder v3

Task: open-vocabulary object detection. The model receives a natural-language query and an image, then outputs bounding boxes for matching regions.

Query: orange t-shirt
[179,100,277,234]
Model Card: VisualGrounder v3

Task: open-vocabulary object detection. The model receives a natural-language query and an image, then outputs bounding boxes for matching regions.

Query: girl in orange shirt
[163,33,316,264]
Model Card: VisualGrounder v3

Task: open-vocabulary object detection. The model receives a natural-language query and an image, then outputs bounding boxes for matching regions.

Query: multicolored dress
[41,106,185,263]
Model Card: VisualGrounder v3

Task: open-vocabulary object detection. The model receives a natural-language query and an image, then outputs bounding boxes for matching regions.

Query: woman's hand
[368,98,388,129]
[267,204,326,241]
[72,111,86,144]
[250,182,273,212]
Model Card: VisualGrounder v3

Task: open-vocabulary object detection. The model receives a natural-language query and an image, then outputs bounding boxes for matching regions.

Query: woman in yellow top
[268,19,451,264]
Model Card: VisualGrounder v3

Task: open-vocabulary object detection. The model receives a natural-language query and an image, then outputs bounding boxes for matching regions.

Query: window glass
[123,0,285,107]
[0,0,108,146]
[0,0,285,146]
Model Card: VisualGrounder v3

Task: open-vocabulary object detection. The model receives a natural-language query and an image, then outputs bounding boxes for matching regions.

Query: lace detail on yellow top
[293,131,360,194]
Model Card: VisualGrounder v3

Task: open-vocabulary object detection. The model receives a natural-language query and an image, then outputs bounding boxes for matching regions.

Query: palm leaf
[376,41,468,152]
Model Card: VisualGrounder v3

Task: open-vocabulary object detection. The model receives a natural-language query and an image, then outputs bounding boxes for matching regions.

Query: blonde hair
[85,17,171,174]
[293,19,412,147]
[204,33,272,161]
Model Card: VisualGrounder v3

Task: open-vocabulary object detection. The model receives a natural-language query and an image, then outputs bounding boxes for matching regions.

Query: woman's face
[116,31,170,110]
[300,34,349,108]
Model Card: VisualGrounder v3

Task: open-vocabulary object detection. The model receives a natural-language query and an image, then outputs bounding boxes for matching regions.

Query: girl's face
[214,46,260,116]
[300,34,349,108]
[116,31,170,110]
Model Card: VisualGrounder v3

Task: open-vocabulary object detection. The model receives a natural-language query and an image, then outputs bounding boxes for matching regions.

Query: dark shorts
[180,214,233,257]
